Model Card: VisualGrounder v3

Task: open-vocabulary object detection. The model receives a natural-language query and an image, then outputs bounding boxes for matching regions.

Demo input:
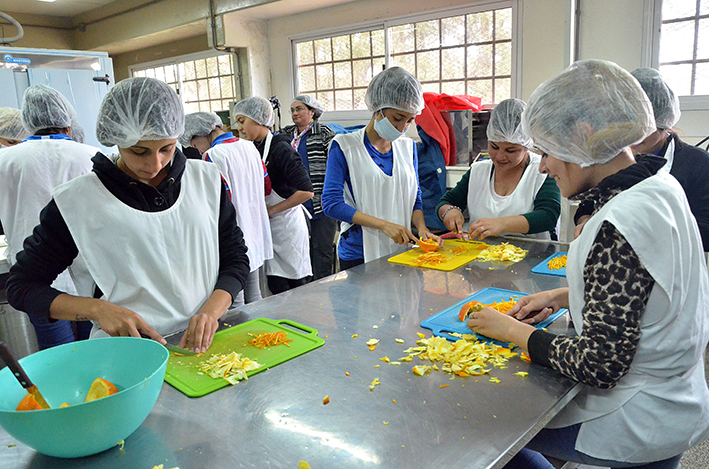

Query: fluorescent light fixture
[36,0,58,3]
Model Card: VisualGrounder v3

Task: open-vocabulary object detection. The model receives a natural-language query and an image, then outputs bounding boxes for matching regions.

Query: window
[293,4,514,112]
[131,53,237,114]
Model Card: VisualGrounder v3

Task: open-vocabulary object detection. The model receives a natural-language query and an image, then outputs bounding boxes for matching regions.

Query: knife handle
[0,341,33,389]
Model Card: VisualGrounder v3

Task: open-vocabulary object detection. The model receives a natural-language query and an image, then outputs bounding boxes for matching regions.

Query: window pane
[197,79,209,100]
[694,62,709,94]
[392,53,415,75]
[208,77,221,99]
[495,8,512,40]
[332,34,351,61]
[317,91,334,111]
[422,82,440,93]
[220,76,234,98]
[195,59,207,79]
[702,0,709,15]
[391,24,415,54]
[495,42,512,75]
[133,69,145,77]
[442,81,465,95]
[353,88,367,110]
[352,59,373,87]
[316,63,334,89]
[182,80,198,101]
[662,0,697,20]
[182,62,195,81]
[416,20,440,50]
[297,41,315,65]
[467,44,493,77]
[206,56,219,76]
[334,62,353,88]
[442,47,465,79]
[314,38,332,62]
[468,79,492,103]
[184,102,199,114]
[468,11,494,43]
[441,15,465,47]
[165,65,176,83]
[352,32,372,59]
[372,29,385,56]
[144,68,155,78]
[153,67,165,82]
[660,20,696,62]
[494,78,511,102]
[417,50,440,81]
[299,66,316,92]
[218,55,232,75]
[697,18,709,59]
[659,63,693,95]
[335,89,353,110]
[199,101,210,112]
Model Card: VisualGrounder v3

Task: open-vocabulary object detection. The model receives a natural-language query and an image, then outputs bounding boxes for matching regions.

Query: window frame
[643,0,709,110]
[128,49,239,113]
[289,0,519,121]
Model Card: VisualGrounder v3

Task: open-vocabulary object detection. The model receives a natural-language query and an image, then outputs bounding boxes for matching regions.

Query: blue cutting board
[531,252,567,277]
[420,287,567,344]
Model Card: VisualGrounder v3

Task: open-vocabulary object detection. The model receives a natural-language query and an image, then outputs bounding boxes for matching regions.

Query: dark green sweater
[435,162,560,235]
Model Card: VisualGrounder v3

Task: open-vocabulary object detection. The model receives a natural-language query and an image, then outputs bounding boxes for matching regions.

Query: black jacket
[6,149,250,322]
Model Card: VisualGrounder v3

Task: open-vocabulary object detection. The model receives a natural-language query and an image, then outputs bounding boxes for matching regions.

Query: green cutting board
[164,318,324,397]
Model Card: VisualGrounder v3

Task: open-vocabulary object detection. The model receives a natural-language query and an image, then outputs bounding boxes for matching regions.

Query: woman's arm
[522,175,561,234]
[322,140,357,223]
[267,190,314,217]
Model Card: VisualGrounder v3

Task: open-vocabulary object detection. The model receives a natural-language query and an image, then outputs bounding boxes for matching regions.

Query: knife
[0,341,50,409]
[165,344,198,356]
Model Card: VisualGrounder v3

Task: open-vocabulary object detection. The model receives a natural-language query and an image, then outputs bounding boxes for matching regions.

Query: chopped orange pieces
[323,395,330,405]
[85,378,119,402]
[15,394,42,411]
[247,331,293,349]
[547,254,567,271]
[439,384,449,389]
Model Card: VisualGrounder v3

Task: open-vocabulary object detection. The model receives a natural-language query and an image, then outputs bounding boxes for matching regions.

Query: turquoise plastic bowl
[0,337,168,458]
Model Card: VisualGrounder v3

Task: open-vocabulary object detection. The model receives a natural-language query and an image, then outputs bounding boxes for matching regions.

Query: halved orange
[16,393,43,411]
[419,236,439,252]
[458,300,483,322]
[84,378,119,402]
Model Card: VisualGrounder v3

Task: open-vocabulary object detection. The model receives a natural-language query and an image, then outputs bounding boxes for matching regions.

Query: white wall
[223,16,272,99]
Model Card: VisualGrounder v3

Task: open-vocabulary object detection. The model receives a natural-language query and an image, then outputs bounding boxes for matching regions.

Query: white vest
[466,153,550,240]
[0,138,98,294]
[550,171,709,462]
[334,128,418,263]
[261,132,312,279]
[53,159,221,338]
[205,138,273,272]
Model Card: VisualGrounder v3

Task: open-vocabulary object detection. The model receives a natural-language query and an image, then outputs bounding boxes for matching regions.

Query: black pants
[267,275,309,295]
[309,215,338,280]
[338,257,364,271]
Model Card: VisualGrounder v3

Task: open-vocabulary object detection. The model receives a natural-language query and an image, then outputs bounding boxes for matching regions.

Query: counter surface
[0,238,579,469]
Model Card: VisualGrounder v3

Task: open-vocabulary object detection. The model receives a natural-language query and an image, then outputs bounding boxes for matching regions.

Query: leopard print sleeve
[547,221,655,389]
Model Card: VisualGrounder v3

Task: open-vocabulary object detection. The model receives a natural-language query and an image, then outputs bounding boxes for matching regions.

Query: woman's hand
[506,288,569,325]
[468,217,507,240]
[419,230,444,248]
[87,299,165,343]
[440,206,465,234]
[380,221,418,245]
[180,312,220,353]
[466,306,535,347]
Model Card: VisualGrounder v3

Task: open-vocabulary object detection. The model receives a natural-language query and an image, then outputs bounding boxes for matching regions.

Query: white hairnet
[21,84,77,135]
[70,120,85,143]
[96,77,184,148]
[486,98,533,148]
[180,112,223,147]
[0,107,29,141]
[232,96,275,127]
[365,66,424,115]
[522,59,655,168]
[292,94,324,120]
[631,67,680,130]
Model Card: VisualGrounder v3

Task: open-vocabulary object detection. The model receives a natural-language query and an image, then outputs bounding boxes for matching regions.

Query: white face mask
[374,111,407,142]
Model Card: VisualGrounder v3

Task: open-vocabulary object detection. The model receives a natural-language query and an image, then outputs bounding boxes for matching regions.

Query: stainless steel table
[0,238,580,469]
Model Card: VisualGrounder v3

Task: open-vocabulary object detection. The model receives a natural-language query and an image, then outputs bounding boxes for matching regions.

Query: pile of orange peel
[247,331,293,349]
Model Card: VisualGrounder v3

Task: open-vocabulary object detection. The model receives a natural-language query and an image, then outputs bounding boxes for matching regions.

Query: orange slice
[85,378,119,402]
[16,393,42,411]
[458,300,483,322]
[419,237,439,252]
[59,402,70,408]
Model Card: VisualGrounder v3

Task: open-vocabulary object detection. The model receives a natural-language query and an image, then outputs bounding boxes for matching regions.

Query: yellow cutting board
[387,239,489,271]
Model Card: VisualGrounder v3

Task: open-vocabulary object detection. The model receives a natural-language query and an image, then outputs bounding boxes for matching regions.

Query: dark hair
[35,127,69,136]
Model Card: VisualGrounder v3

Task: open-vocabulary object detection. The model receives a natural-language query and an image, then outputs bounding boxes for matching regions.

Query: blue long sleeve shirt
[322,132,423,261]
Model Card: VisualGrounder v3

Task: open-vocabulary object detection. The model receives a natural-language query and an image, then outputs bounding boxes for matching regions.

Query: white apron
[205,138,273,272]
[334,128,418,263]
[660,136,675,173]
[549,171,709,462]
[54,159,221,338]
[466,153,550,240]
[262,132,312,279]
[0,138,98,294]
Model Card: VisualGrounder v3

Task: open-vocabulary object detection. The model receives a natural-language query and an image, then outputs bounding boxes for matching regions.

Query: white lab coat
[551,171,709,462]
[0,138,97,294]
[335,128,418,263]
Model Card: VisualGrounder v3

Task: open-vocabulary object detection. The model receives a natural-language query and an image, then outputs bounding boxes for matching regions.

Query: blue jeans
[28,316,92,350]
[504,424,683,469]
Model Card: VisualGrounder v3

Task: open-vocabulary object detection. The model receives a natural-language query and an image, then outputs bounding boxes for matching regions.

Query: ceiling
[0,0,118,17]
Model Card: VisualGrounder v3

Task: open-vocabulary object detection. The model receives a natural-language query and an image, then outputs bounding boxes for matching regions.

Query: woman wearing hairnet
[322,66,441,269]
[465,60,709,469]
[180,111,273,305]
[232,96,314,294]
[7,77,250,353]
[282,95,337,280]
[435,98,560,240]
[0,86,98,349]
[0,107,29,147]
